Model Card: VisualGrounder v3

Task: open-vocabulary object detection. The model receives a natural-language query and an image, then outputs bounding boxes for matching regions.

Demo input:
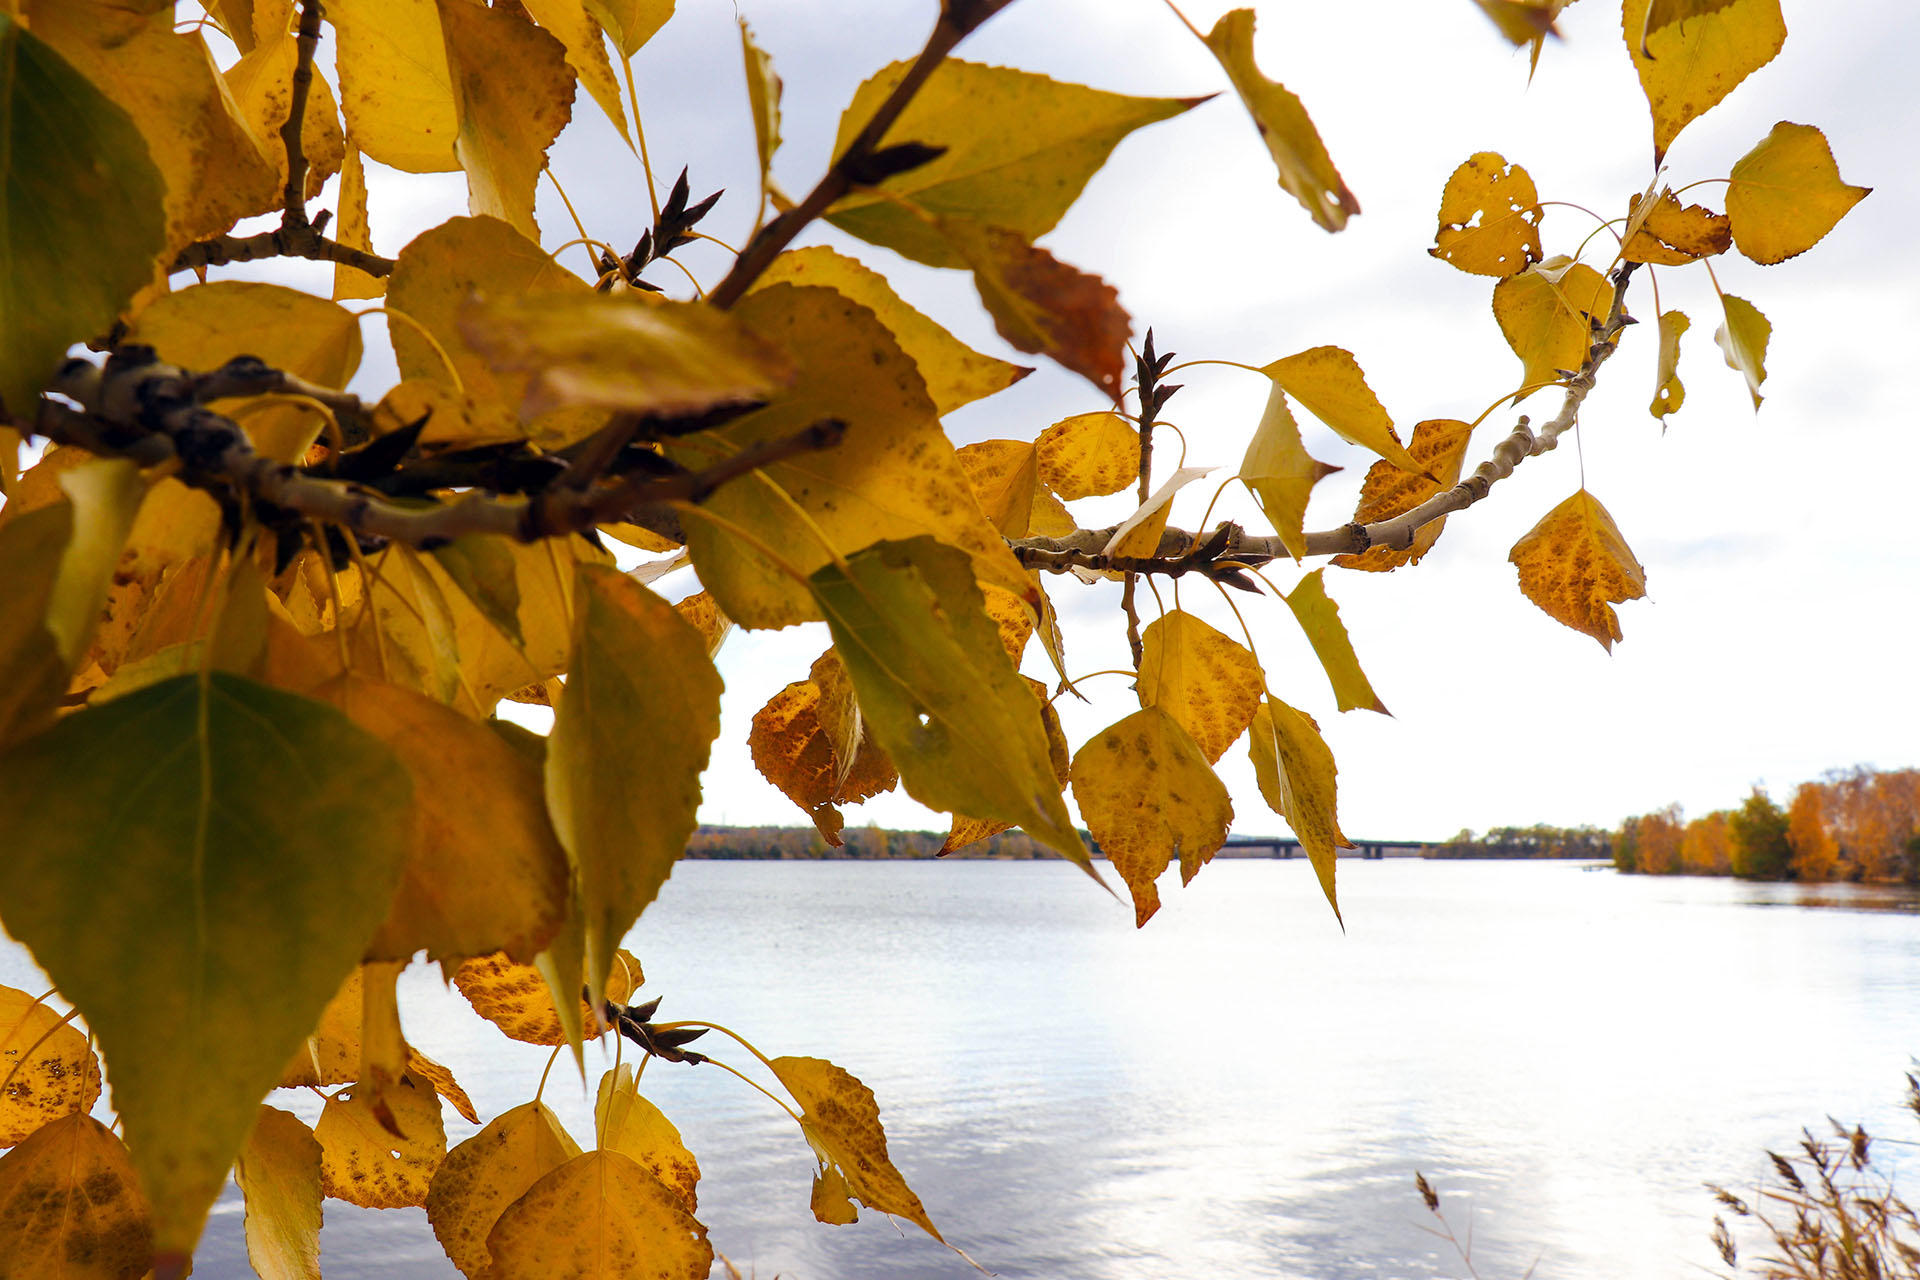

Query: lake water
[7,859,1920,1279]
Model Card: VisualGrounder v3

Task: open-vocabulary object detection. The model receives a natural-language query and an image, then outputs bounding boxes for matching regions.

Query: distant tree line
[1430,825,1614,860]
[1613,767,1920,882]
[683,825,1067,860]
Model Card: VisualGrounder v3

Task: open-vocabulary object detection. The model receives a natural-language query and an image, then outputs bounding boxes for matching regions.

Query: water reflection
[6,860,1920,1279]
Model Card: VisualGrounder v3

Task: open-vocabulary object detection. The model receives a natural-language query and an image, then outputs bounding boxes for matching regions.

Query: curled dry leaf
[1509,489,1647,651]
[1725,122,1870,265]
[1330,418,1475,573]
[1621,190,1730,265]
[451,948,643,1046]
[1651,310,1690,421]
[1070,706,1233,927]
[1430,152,1542,277]
[748,649,899,845]
[0,985,102,1146]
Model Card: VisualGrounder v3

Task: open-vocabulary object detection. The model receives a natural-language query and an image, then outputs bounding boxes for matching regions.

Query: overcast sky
[296,0,1919,843]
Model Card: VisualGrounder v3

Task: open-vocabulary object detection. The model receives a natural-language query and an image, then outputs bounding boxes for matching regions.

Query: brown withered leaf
[748,650,899,844]
[933,216,1131,401]
[1331,419,1475,572]
[1509,489,1647,651]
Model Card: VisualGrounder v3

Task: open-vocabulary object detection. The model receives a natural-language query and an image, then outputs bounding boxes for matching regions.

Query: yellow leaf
[748,651,898,846]
[0,673,412,1258]
[596,1065,700,1211]
[426,1100,581,1280]
[1429,152,1541,277]
[931,216,1132,402]
[809,539,1090,875]
[1621,190,1730,265]
[130,281,363,463]
[223,21,345,206]
[334,171,388,303]
[1650,309,1690,421]
[1284,570,1388,714]
[1490,257,1614,401]
[673,590,731,656]
[235,1106,323,1280]
[372,378,525,450]
[1070,707,1233,927]
[451,950,641,1046]
[941,676,1070,855]
[0,15,164,417]
[315,1073,447,1209]
[458,291,792,422]
[0,985,102,1146]
[386,216,589,417]
[1036,411,1137,500]
[275,967,475,1123]
[676,283,1028,628]
[433,533,613,710]
[825,58,1199,267]
[1137,610,1264,764]
[548,565,721,1007]
[439,0,575,242]
[484,1149,712,1280]
[520,0,630,146]
[586,0,674,59]
[810,1162,860,1226]
[341,544,464,708]
[957,440,1052,539]
[1203,9,1358,232]
[1265,347,1422,473]
[28,4,280,251]
[1330,418,1474,572]
[1509,488,1647,650]
[329,0,459,173]
[313,676,569,964]
[740,18,781,189]
[1639,0,1744,46]
[1472,0,1565,46]
[1714,293,1770,410]
[0,506,69,746]
[753,246,1028,416]
[1726,122,1870,265]
[980,581,1038,665]
[1624,0,1785,165]
[1238,384,1339,561]
[769,1055,940,1240]
[1248,697,1349,921]
[44,458,147,674]
[0,1113,152,1279]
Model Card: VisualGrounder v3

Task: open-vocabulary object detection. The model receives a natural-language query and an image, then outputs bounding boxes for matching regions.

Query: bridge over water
[1218,835,1432,860]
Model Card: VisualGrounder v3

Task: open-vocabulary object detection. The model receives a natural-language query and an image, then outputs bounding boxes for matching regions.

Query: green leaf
[825,59,1200,267]
[1284,570,1389,714]
[0,672,412,1260]
[546,564,722,1009]
[808,537,1091,876]
[0,14,166,418]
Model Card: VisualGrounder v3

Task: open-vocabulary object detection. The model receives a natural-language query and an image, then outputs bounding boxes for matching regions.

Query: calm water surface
[8,859,1920,1279]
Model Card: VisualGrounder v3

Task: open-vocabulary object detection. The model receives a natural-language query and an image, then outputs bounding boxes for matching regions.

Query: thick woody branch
[1013,262,1640,574]
[35,353,843,549]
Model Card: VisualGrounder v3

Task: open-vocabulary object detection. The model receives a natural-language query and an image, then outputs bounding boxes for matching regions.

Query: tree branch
[1013,262,1640,574]
[707,1,1018,309]
[35,352,844,550]
[281,0,324,232]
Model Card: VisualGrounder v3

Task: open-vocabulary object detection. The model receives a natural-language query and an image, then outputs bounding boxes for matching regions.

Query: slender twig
[706,1,1017,309]
[280,0,324,231]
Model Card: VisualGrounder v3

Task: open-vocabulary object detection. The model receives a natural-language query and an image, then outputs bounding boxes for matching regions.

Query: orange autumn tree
[0,0,1870,1275]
